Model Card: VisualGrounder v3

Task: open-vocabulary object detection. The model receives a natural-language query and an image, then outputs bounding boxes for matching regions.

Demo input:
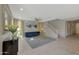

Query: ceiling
[9,4,79,21]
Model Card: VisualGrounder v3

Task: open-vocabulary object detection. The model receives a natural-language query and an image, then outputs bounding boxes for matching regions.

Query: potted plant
[6,25,18,41]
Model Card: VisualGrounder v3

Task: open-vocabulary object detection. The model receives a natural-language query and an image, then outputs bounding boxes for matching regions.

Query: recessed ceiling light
[20,8,24,11]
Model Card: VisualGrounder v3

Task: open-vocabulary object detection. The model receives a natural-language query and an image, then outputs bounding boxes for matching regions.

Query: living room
[0,4,79,55]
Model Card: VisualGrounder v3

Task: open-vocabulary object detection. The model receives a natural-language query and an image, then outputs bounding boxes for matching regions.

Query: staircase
[44,22,58,39]
[48,22,58,35]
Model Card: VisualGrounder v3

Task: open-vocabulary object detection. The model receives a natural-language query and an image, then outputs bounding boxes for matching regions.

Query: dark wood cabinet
[2,39,18,55]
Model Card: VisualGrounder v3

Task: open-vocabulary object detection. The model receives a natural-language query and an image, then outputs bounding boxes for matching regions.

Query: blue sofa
[25,31,40,37]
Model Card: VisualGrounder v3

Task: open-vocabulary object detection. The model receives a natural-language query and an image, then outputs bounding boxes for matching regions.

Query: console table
[2,39,18,55]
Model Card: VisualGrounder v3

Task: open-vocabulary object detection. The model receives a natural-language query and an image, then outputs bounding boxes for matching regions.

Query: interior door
[76,23,79,34]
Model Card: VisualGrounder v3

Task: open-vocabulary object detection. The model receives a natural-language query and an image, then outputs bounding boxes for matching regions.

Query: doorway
[66,21,75,36]
[75,22,79,35]
[66,20,79,37]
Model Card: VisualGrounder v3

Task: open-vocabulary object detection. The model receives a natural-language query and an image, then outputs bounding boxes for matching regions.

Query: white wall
[24,21,38,32]
[0,5,4,35]
[0,4,13,36]
[49,20,66,37]
[4,5,13,25]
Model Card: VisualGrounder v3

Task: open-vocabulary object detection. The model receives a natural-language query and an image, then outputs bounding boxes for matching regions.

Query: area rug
[25,36,56,49]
